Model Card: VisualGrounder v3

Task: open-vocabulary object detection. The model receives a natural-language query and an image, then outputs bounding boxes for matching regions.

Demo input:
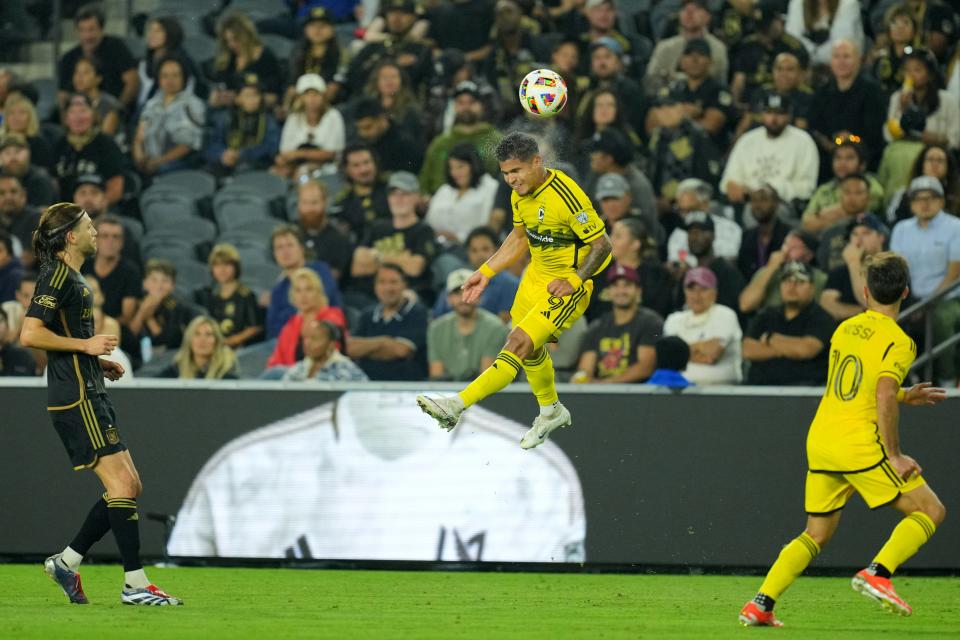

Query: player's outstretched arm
[900,382,947,407]
[20,317,118,356]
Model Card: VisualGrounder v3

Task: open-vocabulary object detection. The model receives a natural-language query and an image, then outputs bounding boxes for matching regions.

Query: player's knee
[804,528,833,548]
[505,329,534,360]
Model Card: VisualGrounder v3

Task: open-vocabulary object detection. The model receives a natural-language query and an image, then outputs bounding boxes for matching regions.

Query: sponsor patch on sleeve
[575,211,589,224]
[33,294,57,309]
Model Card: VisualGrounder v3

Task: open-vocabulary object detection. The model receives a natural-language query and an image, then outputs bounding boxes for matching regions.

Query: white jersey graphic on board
[167,391,586,562]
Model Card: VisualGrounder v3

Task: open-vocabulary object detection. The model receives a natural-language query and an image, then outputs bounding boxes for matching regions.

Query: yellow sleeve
[876,338,916,385]
[555,176,605,242]
[511,192,523,228]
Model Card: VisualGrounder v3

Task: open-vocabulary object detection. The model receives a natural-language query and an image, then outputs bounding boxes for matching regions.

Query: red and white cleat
[739,601,784,627]
[852,569,912,616]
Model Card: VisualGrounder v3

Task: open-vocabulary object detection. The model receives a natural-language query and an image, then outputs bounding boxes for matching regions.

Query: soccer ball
[518,68,568,117]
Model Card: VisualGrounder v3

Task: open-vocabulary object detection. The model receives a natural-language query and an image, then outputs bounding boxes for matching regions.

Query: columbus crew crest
[538,205,545,222]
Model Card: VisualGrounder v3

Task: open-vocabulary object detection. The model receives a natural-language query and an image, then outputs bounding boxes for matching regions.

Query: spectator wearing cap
[595,172,665,246]
[730,1,809,108]
[432,227,519,322]
[0,229,23,303]
[208,12,283,109]
[645,87,723,209]
[353,98,424,174]
[877,105,928,200]
[720,91,819,206]
[333,0,432,101]
[419,81,501,195]
[275,73,345,178]
[295,178,354,282]
[582,36,648,133]
[647,38,734,146]
[785,0,864,68]
[644,0,729,94]
[918,1,958,67]
[68,56,123,138]
[330,142,391,242]
[672,212,746,314]
[133,56,206,177]
[1,133,58,211]
[814,174,876,272]
[808,39,886,172]
[801,137,886,233]
[737,185,793,281]
[1,94,54,171]
[584,129,656,224]
[194,243,263,349]
[891,175,960,383]
[572,0,640,75]
[57,3,139,110]
[886,144,960,223]
[288,8,342,88]
[573,264,663,383]
[280,318,368,382]
[884,46,960,151]
[667,179,742,265]
[351,171,436,304]
[53,93,124,205]
[663,266,742,385]
[424,143,499,245]
[820,213,888,321]
[347,263,429,381]
[735,51,813,140]
[205,73,280,176]
[75,176,141,265]
[0,174,39,264]
[739,229,828,314]
[428,268,509,381]
[743,260,835,385]
[645,336,693,389]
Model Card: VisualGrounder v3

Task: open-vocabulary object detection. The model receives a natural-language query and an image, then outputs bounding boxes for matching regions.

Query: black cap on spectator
[586,129,634,166]
[684,211,715,232]
[792,230,819,255]
[382,0,416,13]
[74,174,105,191]
[682,37,711,58]
[655,336,691,372]
[241,73,263,91]
[353,97,386,119]
[761,91,792,113]
[453,80,481,100]
[781,260,813,282]
[755,0,785,26]
[303,7,333,25]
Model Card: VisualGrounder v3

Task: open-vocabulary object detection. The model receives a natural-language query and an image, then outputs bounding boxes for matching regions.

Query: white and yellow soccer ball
[518,68,568,118]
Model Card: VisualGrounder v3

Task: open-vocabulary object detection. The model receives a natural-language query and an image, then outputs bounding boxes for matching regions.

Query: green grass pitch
[2,565,958,639]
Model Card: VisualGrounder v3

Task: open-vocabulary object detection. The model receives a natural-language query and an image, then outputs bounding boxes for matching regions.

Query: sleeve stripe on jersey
[549,183,579,217]
[881,342,894,362]
[51,263,69,289]
[877,369,904,381]
[553,177,582,211]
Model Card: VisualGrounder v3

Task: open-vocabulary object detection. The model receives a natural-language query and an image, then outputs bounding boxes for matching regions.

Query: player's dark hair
[32,202,86,267]
[466,226,498,248]
[495,131,539,163]
[75,2,105,26]
[865,252,909,305]
[376,262,407,282]
[655,336,690,372]
[0,229,12,256]
[145,258,177,282]
[445,143,483,189]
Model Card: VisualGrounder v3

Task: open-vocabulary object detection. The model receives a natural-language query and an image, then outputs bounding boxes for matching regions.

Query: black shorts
[49,394,127,470]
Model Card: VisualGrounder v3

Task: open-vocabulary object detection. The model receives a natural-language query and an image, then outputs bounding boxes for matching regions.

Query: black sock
[106,496,143,572]
[69,494,112,555]
[868,562,892,579]
[753,593,776,612]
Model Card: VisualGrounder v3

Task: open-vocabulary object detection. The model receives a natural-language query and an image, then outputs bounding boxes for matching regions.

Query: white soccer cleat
[416,394,464,431]
[520,404,572,449]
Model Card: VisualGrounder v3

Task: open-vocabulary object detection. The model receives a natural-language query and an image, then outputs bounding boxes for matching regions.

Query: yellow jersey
[511,169,611,281]
[807,310,916,472]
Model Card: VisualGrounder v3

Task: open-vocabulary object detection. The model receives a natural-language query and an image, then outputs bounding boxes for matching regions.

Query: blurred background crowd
[0,0,958,388]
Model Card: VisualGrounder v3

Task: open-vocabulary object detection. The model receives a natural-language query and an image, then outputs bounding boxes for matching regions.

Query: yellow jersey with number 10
[807,310,916,473]
[511,169,610,282]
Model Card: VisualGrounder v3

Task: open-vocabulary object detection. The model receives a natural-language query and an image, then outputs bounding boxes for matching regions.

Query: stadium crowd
[1,0,959,386]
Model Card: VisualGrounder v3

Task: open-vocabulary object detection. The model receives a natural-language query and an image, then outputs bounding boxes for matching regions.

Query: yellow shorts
[805,460,927,514]
[510,276,594,350]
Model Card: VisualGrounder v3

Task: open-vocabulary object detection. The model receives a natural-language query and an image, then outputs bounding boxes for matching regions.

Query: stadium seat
[118,215,145,247]
[142,236,197,263]
[235,339,277,379]
[224,171,290,202]
[141,205,197,233]
[242,261,282,293]
[32,78,58,122]
[141,184,198,215]
[183,34,217,68]
[154,170,218,199]
[260,33,294,61]
[225,216,283,238]
[125,35,146,60]
[232,242,274,268]
[172,260,211,298]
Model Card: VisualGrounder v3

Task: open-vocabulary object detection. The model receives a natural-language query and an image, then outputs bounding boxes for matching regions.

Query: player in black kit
[20,203,183,606]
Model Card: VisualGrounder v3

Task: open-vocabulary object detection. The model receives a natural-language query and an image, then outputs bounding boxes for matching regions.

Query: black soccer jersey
[26,260,105,408]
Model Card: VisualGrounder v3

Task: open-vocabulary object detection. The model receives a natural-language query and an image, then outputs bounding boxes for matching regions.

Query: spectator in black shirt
[194,243,263,349]
[352,98,424,174]
[820,212,888,322]
[867,5,916,98]
[580,37,648,134]
[330,142,390,242]
[350,171,436,304]
[0,174,40,265]
[295,179,353,282]
[680,212,746,314]
[53,93,124,206]
[128,259,198,356]
[730,3,808,109]
[426,0,494,64]
[0,305,35,375]
[1,94,55,171]
[69,56,123,138]
[743,260,836,385]
[735,51,813,140]
[72,174,140,265]
[0,134,57,207]
[80,215,140,327]
[205,73,280,176]
[288,8,341,90]
[208,12,283,110]
[57,3,138,110]
[738,184,793,281]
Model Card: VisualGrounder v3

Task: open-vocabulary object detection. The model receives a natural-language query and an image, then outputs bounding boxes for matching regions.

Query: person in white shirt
[663,267,742,385]
[721,91,819,205]
[667,178,742,264]
[167,391,585,562]
[275,73,345,177]
[423,143,498,244]
[884,47,960,151]
[786,0,864,68]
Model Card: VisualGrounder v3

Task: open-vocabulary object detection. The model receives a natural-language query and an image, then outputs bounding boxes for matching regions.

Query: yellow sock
[758,532,821,600]
[523,348,559,406]
[459,350,522,408]
[873,512,936,574]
